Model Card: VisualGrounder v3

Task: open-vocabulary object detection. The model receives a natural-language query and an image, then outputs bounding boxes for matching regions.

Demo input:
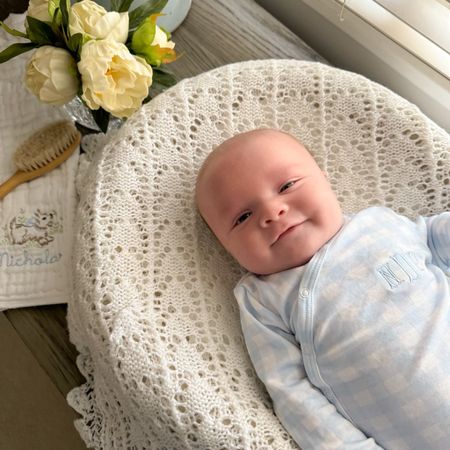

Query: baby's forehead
[198,130,309,184]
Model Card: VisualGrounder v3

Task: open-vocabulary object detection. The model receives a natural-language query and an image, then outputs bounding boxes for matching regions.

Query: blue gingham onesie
[234,207,450,450]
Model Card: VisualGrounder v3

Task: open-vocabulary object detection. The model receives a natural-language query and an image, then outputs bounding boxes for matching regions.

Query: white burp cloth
[0,14,79,310]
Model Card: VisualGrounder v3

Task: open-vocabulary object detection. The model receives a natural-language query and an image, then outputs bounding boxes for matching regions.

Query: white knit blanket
[67,60,450,449]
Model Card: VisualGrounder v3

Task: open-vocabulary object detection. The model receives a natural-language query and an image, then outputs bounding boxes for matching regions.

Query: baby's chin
[242,253,314,276]
[240,234,333,275]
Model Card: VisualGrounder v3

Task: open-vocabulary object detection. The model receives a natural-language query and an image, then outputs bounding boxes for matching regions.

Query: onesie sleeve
[234,282,384,450]
[424,212,450,274]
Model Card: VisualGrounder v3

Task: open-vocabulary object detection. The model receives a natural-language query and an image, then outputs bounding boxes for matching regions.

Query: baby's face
[196,130,343,274]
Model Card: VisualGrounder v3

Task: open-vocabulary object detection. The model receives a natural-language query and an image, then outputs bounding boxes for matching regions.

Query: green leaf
[0,43,38,63]
[0,21,28,39]
[48,0,61,19]
[91,108,111,133]
[67,33,83,54]
[26,16,58,45]
[147,67,177,99]
[129,0,168,30]
[60,0,70,29]
[110,0,135,12]
[153,67,177,87]
[50,5,63,31]
[119,0,135,12]
[110,0,121,11]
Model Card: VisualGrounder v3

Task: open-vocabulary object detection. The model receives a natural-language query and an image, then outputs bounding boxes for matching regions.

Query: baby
[196,128,450,450]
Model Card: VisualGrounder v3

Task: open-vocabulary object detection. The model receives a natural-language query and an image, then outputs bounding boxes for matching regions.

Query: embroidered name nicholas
[377,251,425,289]
[0,249,62,268]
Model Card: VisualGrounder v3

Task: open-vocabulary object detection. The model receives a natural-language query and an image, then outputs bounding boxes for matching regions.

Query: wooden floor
[0,0,324,448]
[0,313,87,450]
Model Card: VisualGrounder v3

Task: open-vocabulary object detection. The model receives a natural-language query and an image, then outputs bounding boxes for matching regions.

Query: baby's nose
[260,202,288,226]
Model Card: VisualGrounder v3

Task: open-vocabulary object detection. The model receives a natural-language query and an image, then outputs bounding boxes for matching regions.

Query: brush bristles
[14,120,80,172]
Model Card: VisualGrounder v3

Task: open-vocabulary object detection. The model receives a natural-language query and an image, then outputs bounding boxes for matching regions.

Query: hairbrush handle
[0,171,33,200]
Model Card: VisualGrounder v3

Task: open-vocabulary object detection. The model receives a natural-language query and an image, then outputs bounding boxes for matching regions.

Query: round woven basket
[67,59,450,450]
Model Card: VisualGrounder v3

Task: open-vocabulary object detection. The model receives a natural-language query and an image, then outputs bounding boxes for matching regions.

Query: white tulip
[78,39,153,118]
[27,0,52,22]
[131,16,177,66]
[152,26,175,50]
[69,0,129,43]
[24,46,79,106]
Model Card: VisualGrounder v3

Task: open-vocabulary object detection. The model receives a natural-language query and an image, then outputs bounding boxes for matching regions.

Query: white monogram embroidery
[377,252,425,289]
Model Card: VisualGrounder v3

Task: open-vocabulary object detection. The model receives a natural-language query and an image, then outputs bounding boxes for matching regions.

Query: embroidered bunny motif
[6,209,61,247]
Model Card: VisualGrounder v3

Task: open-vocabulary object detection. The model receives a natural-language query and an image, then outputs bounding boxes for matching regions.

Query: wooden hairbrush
[0,120,81,200]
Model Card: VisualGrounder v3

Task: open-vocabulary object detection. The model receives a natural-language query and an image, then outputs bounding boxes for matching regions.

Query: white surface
[334,0,450,79]
[375,0,450,52]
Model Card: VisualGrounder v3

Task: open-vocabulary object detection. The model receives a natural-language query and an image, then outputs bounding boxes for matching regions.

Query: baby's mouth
[272,221,305,246]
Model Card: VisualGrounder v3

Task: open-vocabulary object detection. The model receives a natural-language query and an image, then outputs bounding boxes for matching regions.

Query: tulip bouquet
[0,0,177,131]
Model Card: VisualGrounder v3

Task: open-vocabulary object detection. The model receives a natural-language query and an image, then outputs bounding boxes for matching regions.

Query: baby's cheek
[236,247,264,272]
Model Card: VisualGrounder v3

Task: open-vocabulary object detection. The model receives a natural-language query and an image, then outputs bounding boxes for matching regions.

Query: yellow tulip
[78,39,153,118]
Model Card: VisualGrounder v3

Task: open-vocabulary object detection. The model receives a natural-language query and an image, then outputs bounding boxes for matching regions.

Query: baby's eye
[235,211,251,226]
[280,180,296,193]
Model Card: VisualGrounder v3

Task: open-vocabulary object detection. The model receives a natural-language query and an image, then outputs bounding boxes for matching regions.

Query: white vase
[94,0,192,32]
